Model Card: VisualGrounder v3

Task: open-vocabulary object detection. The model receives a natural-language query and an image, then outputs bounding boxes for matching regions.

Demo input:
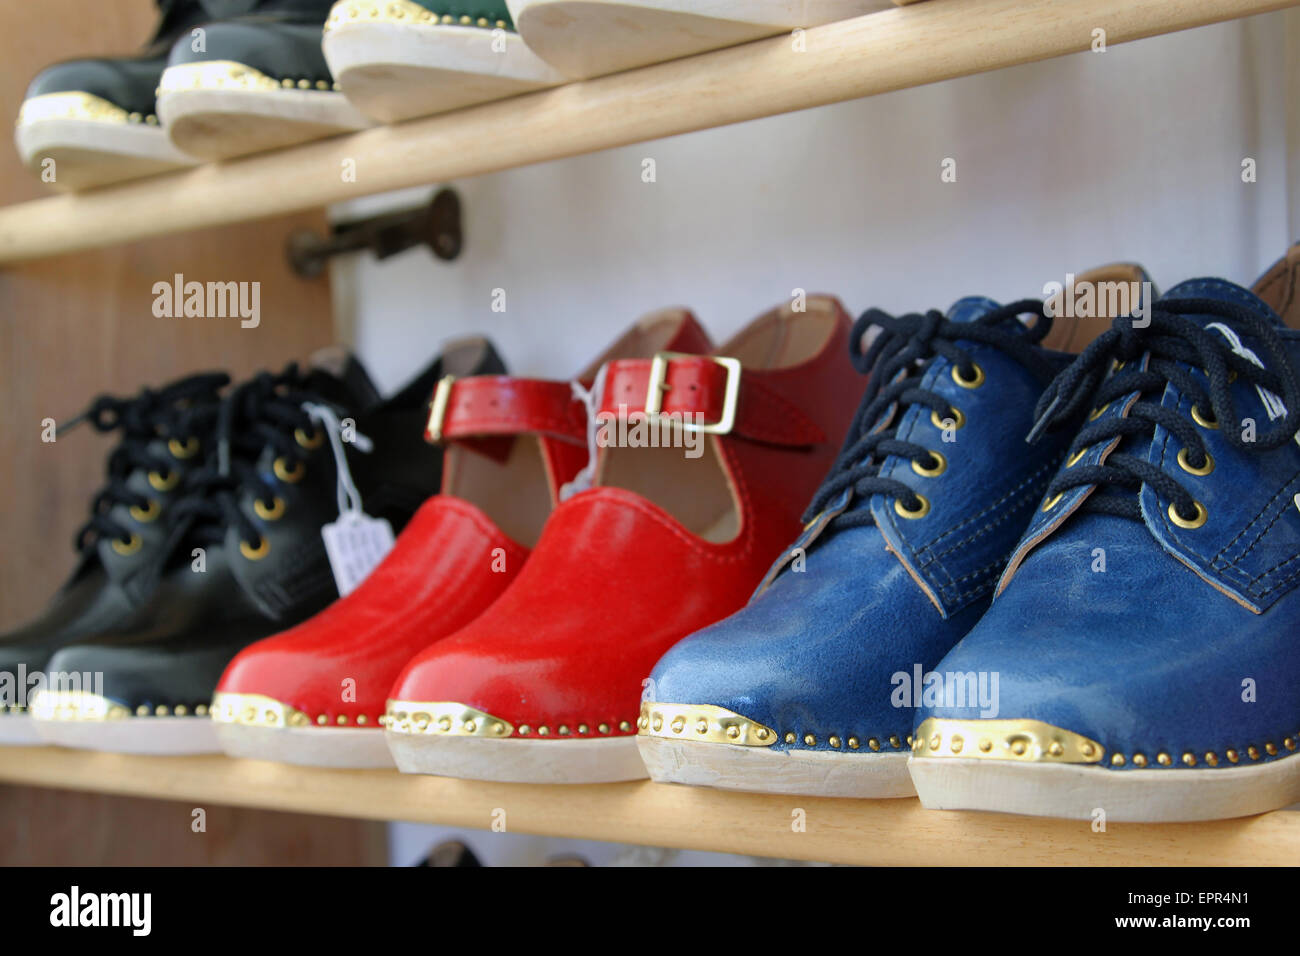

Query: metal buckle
[644,352,741,435]
[425,375,456,443]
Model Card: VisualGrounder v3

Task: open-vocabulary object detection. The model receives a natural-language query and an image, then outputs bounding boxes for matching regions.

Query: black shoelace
[64,373,230,551]
[168,365,328,550]
[803,300,1063,529]
[1028,297,1300,522]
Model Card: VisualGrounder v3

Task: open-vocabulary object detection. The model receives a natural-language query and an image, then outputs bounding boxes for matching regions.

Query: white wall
[330,11,1294,865]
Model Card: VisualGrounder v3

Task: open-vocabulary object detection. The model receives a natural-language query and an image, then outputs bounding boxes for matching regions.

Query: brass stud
[756,728,769,741]
[558,725,570,736]
[538,725,549,736]
[337,715,349,725]
[316,715,327,725]
[979,738,993,753]
[1182,752,1196,766]
[1011,739,1027,756]
[1265,742,1278,756]
[281,77,294,88]
[1285,738,1297,751]
[1048,741,1064,757]
[930,733,941,750]
[1247,745,1260,760]
[598,723,609,734]
[651,715,663,732]
[518,724,530,735]
[155,705,169,717]
[174,705,188,717]
[637,715,648,729]
[1081,742,1096,758]
[1132,753,1147,767]
[1111,753,1126,767]
[578,723,589,735]
[1226,749,1239,763]
[195,704,207,717]
[356,715,368,726]
[1204,752,1218,767]
[868,737,880,751]
[315,80,329,91]
[784,733,796,744]
[1156,752,1172,766]
[670,716,684,734]
[829,735,841,749]
[135,705,149,717]
[889,735,901,749]
[726,726,740,739]
[803,734,816,746]
[848,737,860,750]
[437,715,451,731]
[297,79,311,90]
[950,735,964,754]
[695,718,708,734]
[463,719,476,733]
[619,721,631,732]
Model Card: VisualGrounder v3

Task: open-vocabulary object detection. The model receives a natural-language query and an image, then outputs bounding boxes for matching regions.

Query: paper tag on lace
[321,513,394,596]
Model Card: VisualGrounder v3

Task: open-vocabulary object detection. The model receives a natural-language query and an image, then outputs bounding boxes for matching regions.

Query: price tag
[321,513,394,596]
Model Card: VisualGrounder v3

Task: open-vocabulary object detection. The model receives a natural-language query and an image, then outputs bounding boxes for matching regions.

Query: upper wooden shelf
[0,0,1292,264]
[0,746,1296,864]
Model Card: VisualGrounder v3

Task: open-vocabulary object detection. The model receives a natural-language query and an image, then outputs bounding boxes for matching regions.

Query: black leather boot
[30,339,504,755]
[157,0,371,161]
[0,371,229,744]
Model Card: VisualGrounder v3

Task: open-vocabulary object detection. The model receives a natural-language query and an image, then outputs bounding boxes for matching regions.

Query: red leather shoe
[385,296,861,783]
[211,312,711,767]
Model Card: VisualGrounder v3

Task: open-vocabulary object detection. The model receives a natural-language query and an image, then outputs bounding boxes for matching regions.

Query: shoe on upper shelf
[384,295,862,784]
[638,265,1151,797]
[910,244,1300,822]
[210,309,711,769]
[322,0,566,124]
[156,0,374,161]
[14,0,211,191]
[0,371,229,744]
[505,0,913,81]
[28,339,501,756]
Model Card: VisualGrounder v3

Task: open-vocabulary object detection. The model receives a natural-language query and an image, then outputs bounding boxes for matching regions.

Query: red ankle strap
[426,375,588,445]
[597,353,825,446]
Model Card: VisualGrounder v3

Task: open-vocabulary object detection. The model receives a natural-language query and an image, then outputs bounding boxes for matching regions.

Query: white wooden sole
[33,716,220,755]
[324,20,565,123]
[387,731,648,783]
[506,0,898,78]
[909,754,1300,822]
[215,721,395,769]
[15,113,196,191]
[0,714,43,746]
[639,736,915,797]
[158,61,373,161]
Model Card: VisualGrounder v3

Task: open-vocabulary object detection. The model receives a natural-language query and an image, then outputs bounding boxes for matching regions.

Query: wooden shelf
[1,747,1296,864]
[0,0,1293,263]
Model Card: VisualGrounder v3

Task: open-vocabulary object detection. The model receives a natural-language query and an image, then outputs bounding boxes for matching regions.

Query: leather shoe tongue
[1159,277,1283,328]
[304,346,381,410]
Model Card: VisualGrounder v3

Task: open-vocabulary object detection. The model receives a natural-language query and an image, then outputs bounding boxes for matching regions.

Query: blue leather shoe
[638,267,1148,797]
[910,247,1300,822]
